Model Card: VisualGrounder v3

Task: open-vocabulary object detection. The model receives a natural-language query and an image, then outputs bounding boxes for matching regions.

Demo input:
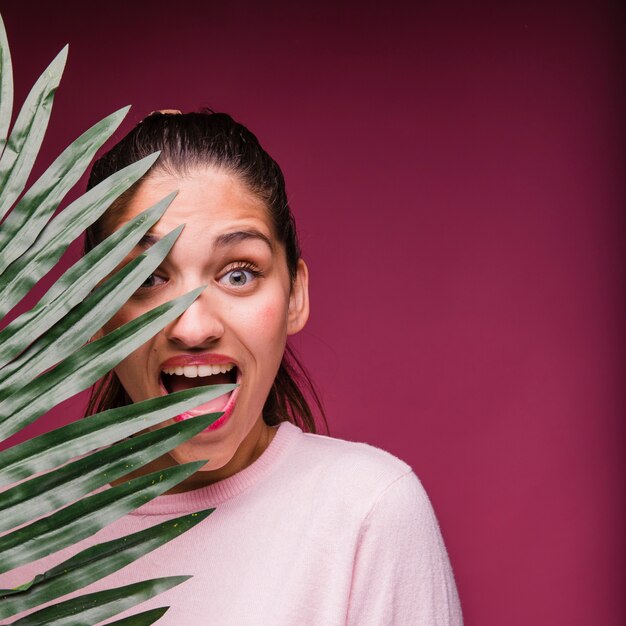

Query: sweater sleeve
[346,471,463,626]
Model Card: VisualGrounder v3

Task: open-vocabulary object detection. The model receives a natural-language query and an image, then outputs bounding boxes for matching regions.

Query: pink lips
[160,353,237,367]
[158,353,240,431]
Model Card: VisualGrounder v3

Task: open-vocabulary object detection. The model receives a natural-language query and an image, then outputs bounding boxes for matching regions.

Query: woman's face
[101,167,309,484]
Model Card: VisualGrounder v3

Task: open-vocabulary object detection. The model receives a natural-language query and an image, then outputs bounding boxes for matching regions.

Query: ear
[287,258,310,335]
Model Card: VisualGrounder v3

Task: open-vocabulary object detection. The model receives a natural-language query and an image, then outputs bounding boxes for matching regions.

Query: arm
[346,471,463,625]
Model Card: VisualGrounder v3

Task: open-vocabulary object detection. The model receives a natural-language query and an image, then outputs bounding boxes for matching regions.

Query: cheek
[233,298,289,361]
[101,305,154,399]
[231,282,289,332]
[260,302,286,327]
[111,342,155,403]
[254,301,288,339]
[257,303,289,363]
[101,304,140,334]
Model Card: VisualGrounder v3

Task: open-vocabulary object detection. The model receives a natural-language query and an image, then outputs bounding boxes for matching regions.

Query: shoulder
[291,424,413,481]
[279,423,428,520]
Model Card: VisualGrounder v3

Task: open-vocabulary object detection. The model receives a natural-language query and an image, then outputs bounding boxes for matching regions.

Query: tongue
[190,393,231,414]
[169,374,233,414]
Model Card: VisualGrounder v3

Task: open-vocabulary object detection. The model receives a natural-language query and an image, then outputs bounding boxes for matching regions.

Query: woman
[22,111,464,624]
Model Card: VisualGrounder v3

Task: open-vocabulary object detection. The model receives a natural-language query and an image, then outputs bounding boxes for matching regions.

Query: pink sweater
[2,422,463,625]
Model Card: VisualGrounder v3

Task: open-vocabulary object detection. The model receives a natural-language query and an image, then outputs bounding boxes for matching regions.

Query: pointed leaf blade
[0,192,173,367]
[0,510,212,617]
[0,106,130,272]
[0,46,68,219]
[0,385,235,486]
[0,153,162,318]
[0,227,183,388]
[0,413,219,533]
[100,607,171,626]
[0,14,13,156]
[0,462,204,575]
[0,287,204,440]
[6,577,189,626]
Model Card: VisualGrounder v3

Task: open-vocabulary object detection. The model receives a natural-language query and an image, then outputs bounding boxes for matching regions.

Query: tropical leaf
[0,224,182,381]
[0,15,12,157]
[0,191,173,366]
[0,462,205,575]
[4,577,189,626]
[0,414,219,534]
[0,43,67,220]
[0,153,163,318]
[0,387,232,487]
[0,286,206,440]
[0,510,213,616]
[0,105,130,272]
[0,13,221,624]
[104,608,171,626]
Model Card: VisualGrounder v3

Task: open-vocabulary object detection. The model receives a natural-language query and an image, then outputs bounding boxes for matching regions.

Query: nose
[164,289,225,349]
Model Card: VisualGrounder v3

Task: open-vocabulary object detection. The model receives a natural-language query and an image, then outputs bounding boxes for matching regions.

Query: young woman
[13,111,463,624]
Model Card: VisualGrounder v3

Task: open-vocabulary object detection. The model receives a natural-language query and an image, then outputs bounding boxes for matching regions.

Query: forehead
[111,167,272,239]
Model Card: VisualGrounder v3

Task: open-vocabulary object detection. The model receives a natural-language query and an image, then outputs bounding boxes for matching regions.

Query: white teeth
[183,365,198,378]
[197,365,212,377]
[161,363,235,378]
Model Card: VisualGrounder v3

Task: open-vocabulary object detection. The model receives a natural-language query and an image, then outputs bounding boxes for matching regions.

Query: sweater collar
[129,421,301,515]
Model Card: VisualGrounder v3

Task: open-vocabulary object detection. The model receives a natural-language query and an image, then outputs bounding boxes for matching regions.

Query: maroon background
[1,1,624,624]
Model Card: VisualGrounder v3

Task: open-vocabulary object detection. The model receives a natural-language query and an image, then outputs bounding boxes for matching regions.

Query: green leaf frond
[0,12,219,623]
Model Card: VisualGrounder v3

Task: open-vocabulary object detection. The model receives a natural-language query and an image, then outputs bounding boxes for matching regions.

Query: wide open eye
[219,268,257,288]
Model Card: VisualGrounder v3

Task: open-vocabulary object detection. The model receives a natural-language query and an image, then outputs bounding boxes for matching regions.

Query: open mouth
[159,362,239,425]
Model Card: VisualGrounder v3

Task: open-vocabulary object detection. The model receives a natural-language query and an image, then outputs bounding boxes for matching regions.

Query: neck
[110,418,277,494]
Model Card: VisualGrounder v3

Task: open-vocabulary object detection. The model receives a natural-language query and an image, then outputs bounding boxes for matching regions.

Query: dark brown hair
[84,110,326,434]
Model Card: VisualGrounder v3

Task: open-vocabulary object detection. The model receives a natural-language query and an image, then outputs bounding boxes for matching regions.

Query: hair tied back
[147,109,182,117]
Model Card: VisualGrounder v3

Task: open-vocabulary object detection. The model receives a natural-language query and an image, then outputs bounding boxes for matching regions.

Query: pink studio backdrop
[1,1,624,624]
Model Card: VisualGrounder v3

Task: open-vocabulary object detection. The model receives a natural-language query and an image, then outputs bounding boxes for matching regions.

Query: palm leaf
[0,387,232,487]
[0,191,173,367]
[0,414,220,534]
[0,225,182,383]
[5,577,189,626]
[105,608,171,626]
[0,15,12,156]
[0,45,67,219]
[0,510,213,616]
[0,14,222,624]
[0,462,205,575]
[0,106,130,272]
[0,286,205,440]
[0,153,163,318]
[6,607,174,626]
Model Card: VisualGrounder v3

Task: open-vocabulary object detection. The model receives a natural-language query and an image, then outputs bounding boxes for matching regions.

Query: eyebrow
[214,229,274,251]
[137,229,273,251]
